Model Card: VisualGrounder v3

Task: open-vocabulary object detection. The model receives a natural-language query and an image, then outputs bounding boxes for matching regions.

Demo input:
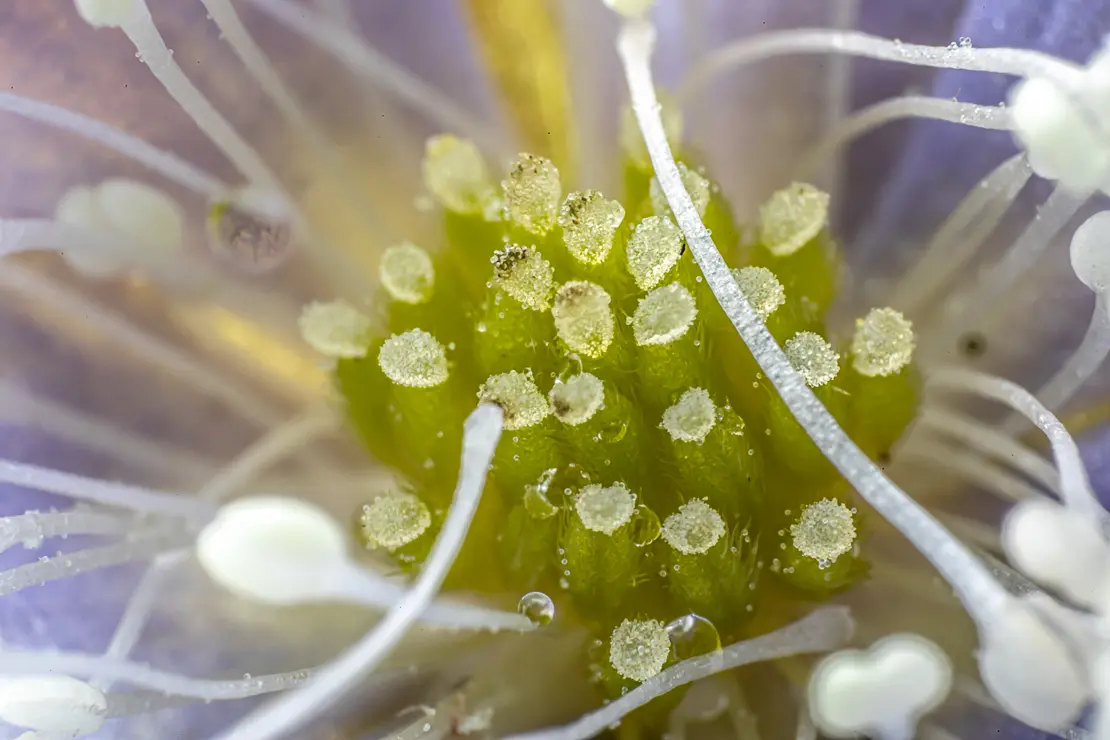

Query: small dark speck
[958,332,987,358]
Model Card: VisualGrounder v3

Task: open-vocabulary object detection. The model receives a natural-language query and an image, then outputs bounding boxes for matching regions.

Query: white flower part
[1001,498,1110,608]
[298,299,374,359]
[978,604,1089,730]
[559,190,626,266]
[552,281,615,358]
[627,215,684,291]
[1069,210,1110,292]
[549,372,605,426]
[661,388,716,443]
[808,634,952,739]
[359,492,431,551]
[423,134,495,214]
[661,499,725,555]
[851,308,915,377]
[633,282,697,346]
[652,163,709,219]
[457,706,495,735]
[0,675,107,735]
[785,332,840,388]
[378,329,450,388]
[759,182,830,256]
[620,93,682,168]
[196,496,349,606]
[609,618,670,682]
[380,242,435,304]
[478,371,550,430]
[732,266,785,321]
[503,153,561,235]
[603,0,657,19]
[492,245,555,310]
[73,0,139,28]
[791,498,856,565]
[575,482,636,535]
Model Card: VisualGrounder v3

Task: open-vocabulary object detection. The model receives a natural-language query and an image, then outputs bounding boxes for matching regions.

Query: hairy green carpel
[321,135,917,726]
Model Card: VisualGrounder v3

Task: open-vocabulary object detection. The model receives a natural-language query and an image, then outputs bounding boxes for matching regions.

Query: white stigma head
[0,675,108,735]
[851,308,916,377]
[808,634,952,739]
[627,215,684,291]
[785,332,840,387]
[378,329,450,388]
[652,162,709,219]
[1070,211,1110,293]
[549,372,605,426]
[633,282,698,346]
[732,266,785,321]
[575,482,637,535]
[478,371,551,430]
[359,492,432,551]
[503,153,561,235]
[552,281,615,358]
[298,299,374,359]
[609,618,670,681]
[196,496,349,606]
[423,134,495,215]
[492,245,556,311]
[380,242,435,304]
[73,0,139,28]
[759,182,830,257]
[558,190,626,266]
[661,499,726,555]
[661,388,716,443]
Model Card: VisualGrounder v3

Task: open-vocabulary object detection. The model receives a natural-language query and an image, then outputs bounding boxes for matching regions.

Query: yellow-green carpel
[327,137,918,716]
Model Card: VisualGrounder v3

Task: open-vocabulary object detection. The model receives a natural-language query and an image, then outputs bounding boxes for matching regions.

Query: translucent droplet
[629,505,662,547]
[207,199,294,274]
[665,613,721,661]
[517,591,555,626]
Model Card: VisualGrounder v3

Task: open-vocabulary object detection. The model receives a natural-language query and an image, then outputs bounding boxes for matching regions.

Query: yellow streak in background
[465,0,577,179]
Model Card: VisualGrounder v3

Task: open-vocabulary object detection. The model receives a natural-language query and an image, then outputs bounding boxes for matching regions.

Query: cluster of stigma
[3,0,1110,739]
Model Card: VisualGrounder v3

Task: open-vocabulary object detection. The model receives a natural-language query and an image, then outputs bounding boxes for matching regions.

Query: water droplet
[665,613,721,661]
[598,419,629,443]
[629,505,662,547]
[517,591,555,626]
[559,577,570,590]
[207,199,294,274]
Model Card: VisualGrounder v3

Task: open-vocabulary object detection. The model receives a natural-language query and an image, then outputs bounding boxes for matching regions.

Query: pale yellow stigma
[491,245,555,311]
[652,162,709,219]
[732,266,786,321]
[378,329,449,388]
[380,241,434,304]
[477,371,551,430]
[627,215,684,291]
[661,499,726,555]
[359,492,432,551]
[609,618,670,682]
[423,134,495,215]
[790,498,856,564]
[759,182,830,257]
[661,388,716,443]
[552,281,615,359]
[633,283,697,346]
[785,332,839,388]
[575,482,636,535]
[549,372,605,426]
[503,153,561,235]
[851,307,916,377]
[558,190,626,265]
[298,299,373,359]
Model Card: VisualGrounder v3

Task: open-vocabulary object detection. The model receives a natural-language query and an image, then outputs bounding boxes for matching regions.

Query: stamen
[504,607,854,740]
[492,245,555,311]
[213,404,504,740]
[784,332,840,387]
[423,135,496,214]
[380,242,435,304]
[551,281,614,358]
[899,437,1048,503]
[759,183,830,257]
[298,299,374,359]
[651,163,709,219]
[633,282,697,346]
[358,492,432,551]
[477,371,550,429]
[558,190,626,265]
[378,330,450,388]
[575,483,636,535]
[0,675,107,736]
[732,266,785,321]
[626,215,684,291]
[549,372,605,426]
[0,509,131,554]
[503,153,562,235]
[791,498,856,565]
[851,308,915,377]
[608,618,670,681]
[661,499,725,555]
[661,388,716,443]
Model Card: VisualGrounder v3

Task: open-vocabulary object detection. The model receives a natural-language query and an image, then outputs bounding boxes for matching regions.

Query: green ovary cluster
[324,132,920,722]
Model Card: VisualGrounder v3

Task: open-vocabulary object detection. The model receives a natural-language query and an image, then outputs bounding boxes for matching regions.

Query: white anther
[492,245,555,311]
[503,153,561,235]
[609,618,670,681]
[0,675,108,735]
[732,266,785,321]
[478,371,550,429]
[652,163,709,219]
[1070,211,1110,292]
[808,634,952,740]
[1001,498,1110,608]
[359,492,432,551]
[73,0,139,28]
[661,499,725,555]
[552,281,614,358]
[760,182,830,257]
[379,329,450,388]
[298,299,374,359]
[196,496,349,605]
[978,604,1089,730]
[661,387,716,443]
[575,482,636,535]
[627,215,684,291]
[785,332,840,388]
[549,372,605,426]
[380,242,435,304]
[633,282,697,346]
[423,135,495,214]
